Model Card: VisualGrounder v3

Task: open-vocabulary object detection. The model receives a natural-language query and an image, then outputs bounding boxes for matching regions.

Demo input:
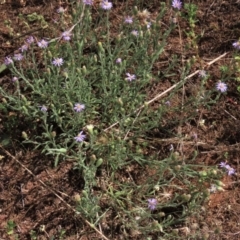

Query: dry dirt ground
[0,0,240,239]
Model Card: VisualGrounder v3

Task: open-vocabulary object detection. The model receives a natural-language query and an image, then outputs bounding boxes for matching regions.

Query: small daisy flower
[216,81,227,93]
[147,198,157,211]
[126,73,136,81]
[26,36,34,44]
[12,77,18,82]
[19,44,29,52]
[74,103,85,112]
[37,39,48,49]
[61,31,72,41]
[14,53,24,61]
[4,57,13,65]
[83,0,93,5]
[219,162,236,176]
[57,7,65,13]
[100,0,113,10]
[210,184,217,193]
[116,58,122,64]
[192,133,198,140]
[52,58,64,67]
[165,101,171,106]
[233,41,240,50]
[131,30,139,36]
[219,162,228,168]
[40,105,48,112]
[172,0,182,10]
[147,22,151,29]
[225,165,236,176]
[199,70,207,78]
[74,131,86,142]
[124,16,133,24]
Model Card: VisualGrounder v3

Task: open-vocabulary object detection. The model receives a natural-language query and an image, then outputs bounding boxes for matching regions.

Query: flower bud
[87,13,92,22]
[47,51,52,58]
[117,98,123,106]
[21,94,27,102]
[98,42,104,52]
[62,70,68,78]
[96,158,103,167]
[133,6,138,15]
[211,169,218,175]
[144,101,149,107]
[174,165,181,171]
[159,212,165,217]
[90,154,97,163]
[68,102,73,108]
[216,186,225,191]
[22,106,28,114]
[116,33,122,42]
[128,140,133,147]
[199,171,207,177]
[215,180,225,187]
[72,8,77,16]
[181,194,191,202]
[22,131,28,140]
[86,124,94,135]
[51,131,56,138]
[82,65,87,74]
[74,193,81,202]
[81,190,88,198]
[172,151,180,160]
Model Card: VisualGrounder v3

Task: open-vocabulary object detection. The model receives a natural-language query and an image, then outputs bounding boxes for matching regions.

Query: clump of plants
[0,0,233,238]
